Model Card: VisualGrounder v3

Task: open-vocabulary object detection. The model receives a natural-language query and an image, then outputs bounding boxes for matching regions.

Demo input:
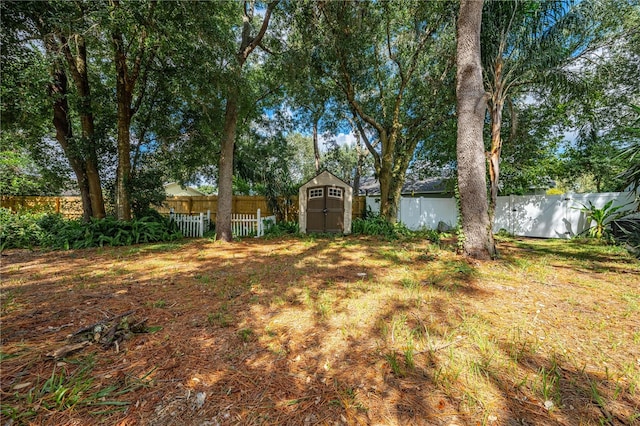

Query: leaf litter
[1,236,639,425]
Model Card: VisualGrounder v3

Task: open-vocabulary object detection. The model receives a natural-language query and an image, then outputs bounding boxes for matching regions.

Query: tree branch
[131,44,158,116]
[58,34,82,86]
[257,41,276,55]
[239,0,279,63]
[350,105,381,170]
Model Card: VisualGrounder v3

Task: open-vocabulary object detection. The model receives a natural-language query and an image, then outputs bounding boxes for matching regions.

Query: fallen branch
[45,310,152,358]
[69,310,136,339]
[46,341,92,359]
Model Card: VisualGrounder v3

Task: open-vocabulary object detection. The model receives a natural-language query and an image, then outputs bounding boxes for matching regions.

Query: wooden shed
[299,171,353,234]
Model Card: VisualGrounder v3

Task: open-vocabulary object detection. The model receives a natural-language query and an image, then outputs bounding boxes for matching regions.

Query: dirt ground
[1,236,639,425]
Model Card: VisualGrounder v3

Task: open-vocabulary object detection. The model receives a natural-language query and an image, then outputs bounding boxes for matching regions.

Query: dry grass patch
[1,236,639,425]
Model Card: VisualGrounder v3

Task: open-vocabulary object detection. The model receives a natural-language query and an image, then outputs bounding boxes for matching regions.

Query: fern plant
[1,209,181,251]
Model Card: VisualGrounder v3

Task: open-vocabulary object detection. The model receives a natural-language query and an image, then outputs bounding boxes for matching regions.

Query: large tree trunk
[214,1,278,242]
[378,168,404,223]
[383,177,404,223]
[50,63,92,222]
[378,159,393,221]
[113,33,133,221]
[378,142,412,223]
[62,34,106,219]
[115,104,132,221]
[215,85,239,241]
[109,0,156,221]
[45,34,93,221]
[456,0,495,260]
[350,114,403,223]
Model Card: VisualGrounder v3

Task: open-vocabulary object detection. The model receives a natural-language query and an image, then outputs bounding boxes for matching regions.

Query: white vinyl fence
[169,209,276,238]
[366,192,638,239]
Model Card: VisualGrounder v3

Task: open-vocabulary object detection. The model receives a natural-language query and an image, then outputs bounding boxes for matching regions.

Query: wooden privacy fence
[0,196,84,219]
[161,195,366,223]
[2,195,367,222]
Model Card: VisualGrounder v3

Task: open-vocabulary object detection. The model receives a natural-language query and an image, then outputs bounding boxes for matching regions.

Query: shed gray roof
[359,176,451,196]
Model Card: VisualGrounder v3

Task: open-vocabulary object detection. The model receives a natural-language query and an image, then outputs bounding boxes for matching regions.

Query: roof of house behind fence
[359,176,452,196]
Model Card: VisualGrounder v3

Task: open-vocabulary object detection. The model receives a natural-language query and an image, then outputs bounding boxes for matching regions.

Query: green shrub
[263,220,299,238]
[0,208,49,250]
[495,228,514,238]
[413,228,441,244]
[352,213,411,239]
[612,217,640,257]
[352,211,444,243]
[0,208,181,251]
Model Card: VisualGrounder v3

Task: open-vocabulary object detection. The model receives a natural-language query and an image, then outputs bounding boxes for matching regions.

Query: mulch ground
[1,236,639,425]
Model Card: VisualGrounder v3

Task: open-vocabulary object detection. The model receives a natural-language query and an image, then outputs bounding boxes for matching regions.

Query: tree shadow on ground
[499,238,639,275]
[1,236,637,425]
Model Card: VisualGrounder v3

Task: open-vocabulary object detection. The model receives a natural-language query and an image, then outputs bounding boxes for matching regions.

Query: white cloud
[334,133,357,147]
[563,130,579,145]
[319,132,357,151]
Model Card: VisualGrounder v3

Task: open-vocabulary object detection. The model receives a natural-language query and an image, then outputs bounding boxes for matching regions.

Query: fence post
[257,208,262,237]
[199,212,204,237]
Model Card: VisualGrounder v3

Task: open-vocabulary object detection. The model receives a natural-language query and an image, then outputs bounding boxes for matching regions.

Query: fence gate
[231,209,274,237]
[169,209,210,238]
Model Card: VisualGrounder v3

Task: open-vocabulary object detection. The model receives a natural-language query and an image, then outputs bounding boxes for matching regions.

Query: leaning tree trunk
[456,0,495,260]
[45,34,93,221]
[353,133,363,196]
[77,73,106,219]
[487,99,503,222]
[50,64,92,222]
[487,57,504,225]
[312,116,321,173]
[61,33,106,219]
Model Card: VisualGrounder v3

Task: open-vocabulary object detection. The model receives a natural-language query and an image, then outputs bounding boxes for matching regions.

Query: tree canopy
[1,0,637,232]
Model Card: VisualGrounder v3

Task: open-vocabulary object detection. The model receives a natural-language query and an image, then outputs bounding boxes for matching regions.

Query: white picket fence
[169,208,275,238]
[169,209,211,238]
[366,192,638,239]
[232,209,276,237]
